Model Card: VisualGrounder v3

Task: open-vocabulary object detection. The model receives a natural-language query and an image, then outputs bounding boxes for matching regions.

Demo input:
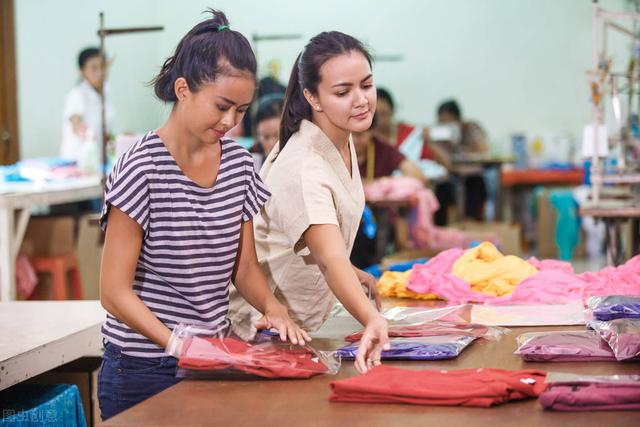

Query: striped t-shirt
[100,131,270,357]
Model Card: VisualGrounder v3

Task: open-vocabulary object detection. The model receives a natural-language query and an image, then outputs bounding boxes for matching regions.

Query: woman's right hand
[355,314,390,373]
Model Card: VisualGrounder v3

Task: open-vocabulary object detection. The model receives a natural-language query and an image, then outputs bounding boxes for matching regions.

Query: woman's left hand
[255,303,312,345]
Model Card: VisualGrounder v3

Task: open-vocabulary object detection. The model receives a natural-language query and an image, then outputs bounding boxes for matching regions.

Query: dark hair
[255,93,284,125]
[376,87,394,112]
[78,47,102,69]
[279,31,372,149]
[152,9,257,103]
[437,99,461,120]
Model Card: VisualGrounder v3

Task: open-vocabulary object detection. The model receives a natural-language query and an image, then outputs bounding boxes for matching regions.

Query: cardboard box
[536,191,586,260]
[76,214,103,300]
[451,221,522,256]
[19,216,75,257]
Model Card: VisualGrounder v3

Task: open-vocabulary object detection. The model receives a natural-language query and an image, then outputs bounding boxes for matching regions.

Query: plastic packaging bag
[381,305,471,325]
[545,372,640,385]
[345,320,509,343]
[586,295,640,321]
[336,335,476,361]
[173,324,340,379]
[589,318,640,361]
[540,373,640,411]
[514,330,616,362]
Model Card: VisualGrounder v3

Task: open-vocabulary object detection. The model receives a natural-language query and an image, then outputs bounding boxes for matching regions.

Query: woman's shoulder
[110,132,162,179]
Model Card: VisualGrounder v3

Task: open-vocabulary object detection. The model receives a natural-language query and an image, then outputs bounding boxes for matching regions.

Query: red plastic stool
[29,254,84,300]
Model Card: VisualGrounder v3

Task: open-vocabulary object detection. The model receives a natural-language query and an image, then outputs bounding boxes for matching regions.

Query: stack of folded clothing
[540,373,640,411]
[514,330,616,362]
[330,366,547,407]
[336,335,476,361]
[587,295,640,361]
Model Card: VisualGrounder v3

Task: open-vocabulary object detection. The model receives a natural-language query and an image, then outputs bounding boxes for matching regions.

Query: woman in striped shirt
[97,10,309,420]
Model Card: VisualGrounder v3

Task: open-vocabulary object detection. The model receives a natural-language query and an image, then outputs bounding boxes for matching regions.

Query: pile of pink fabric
[406,249,640,305]
[364,177,488,250]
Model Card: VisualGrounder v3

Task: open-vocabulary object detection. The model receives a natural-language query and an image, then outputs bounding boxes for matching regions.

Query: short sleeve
[100,154,151,233]
[242,162,271,221]
[273,159,339,255]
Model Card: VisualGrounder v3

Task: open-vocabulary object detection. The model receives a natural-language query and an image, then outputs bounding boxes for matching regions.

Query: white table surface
[0,300,105,391]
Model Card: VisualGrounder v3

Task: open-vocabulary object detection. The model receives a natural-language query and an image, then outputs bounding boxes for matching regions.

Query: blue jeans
[98,341,181,420]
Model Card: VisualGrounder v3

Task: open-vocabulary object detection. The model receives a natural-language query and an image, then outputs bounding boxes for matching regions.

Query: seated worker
[352,126,427,184]
[251,93,284,171]
[427,99,488,225]
[350,119,427,269]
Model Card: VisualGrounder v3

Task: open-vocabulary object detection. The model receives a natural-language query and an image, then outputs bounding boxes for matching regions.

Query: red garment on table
[540,383,640,411]
[178,336,328,379]
[345,322,492,343]
[330,366,547,407]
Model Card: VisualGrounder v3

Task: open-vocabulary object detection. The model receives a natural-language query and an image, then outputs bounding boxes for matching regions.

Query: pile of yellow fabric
[376,242,540,300]
[377,270,438,300]
[451,242,538,297]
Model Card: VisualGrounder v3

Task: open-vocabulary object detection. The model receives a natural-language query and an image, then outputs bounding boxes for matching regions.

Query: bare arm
[305,224,389,372]
[100,207,172,348]
[232,220,310,344]
[399,159,429,186]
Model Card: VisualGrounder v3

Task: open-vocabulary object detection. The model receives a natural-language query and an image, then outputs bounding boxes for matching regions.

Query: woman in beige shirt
[229,31,389,372]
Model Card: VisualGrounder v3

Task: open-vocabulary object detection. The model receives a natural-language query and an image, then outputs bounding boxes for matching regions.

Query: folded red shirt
[330,366,547,407]
[178,336,329,379]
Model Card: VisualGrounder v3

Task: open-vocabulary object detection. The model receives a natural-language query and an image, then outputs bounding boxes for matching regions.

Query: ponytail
[279,54,312,150]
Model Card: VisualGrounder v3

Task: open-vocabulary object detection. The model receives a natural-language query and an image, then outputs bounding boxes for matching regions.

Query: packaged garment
[587,295,640,321]
[515,330,616,362]
[336,335,476,361]
[330,366,547,407]
[590,318,640,361]
[175,325,339,379]
[345,320,509,343]
[381,305,471,325]
[540,373,640,411]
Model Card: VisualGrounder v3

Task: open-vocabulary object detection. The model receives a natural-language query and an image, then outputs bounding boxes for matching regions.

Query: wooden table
[0,176,102,301]
[0,300,105,391]
[500,168,584,224]
[102,312,639,426]
[580,204,640,266]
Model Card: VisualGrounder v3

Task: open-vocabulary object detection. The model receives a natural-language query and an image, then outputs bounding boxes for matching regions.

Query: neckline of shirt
[148,130,229,192]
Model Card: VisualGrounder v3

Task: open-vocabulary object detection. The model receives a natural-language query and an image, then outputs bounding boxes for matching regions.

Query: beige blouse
[228,120,365,339]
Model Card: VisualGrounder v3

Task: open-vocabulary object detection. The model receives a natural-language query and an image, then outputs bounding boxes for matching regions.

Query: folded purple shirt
[589,295,640,321]
[337,336,476,361]
[540,382,640,411]
[515,331,616,362]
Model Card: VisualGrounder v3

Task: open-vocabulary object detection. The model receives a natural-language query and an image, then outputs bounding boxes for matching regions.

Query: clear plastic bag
[514,330,616,362]
[336,335,476,361]
[586,295,640,322]
[540,372,640,411]
[589,318,640,361]
[545,372,640,385]
[345,320,509,343]
[173,324,340,379]
[381,305,471,325]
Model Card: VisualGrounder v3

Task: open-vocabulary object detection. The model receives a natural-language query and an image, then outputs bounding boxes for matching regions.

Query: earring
[315,106,322,111]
